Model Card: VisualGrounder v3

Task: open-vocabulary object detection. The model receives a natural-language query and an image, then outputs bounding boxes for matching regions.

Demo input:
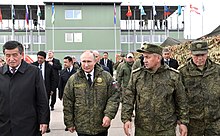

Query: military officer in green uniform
[63,51,120,136]
[121,44,188,136]
[117,52,135,101]
[179,41,220,136]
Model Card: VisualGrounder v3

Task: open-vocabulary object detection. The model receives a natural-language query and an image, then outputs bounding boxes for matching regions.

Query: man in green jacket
[117,52,134,101]
[63,51,120,136]
[179,40,220,136]
[121,43,188,136]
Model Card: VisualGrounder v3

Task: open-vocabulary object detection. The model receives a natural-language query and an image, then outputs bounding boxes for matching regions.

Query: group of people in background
[0,40,220,136]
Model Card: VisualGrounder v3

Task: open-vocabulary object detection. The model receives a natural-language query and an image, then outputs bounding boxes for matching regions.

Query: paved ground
[45,96,180,136]
[45,100,134,136]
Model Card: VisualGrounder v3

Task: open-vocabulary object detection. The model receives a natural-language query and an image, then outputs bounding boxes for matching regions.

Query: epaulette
[177,64,186,70]
[168,67,179,73]
[132,67,142,73]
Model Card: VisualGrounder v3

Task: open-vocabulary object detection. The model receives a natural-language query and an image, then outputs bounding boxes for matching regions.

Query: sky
[2,0,220,39]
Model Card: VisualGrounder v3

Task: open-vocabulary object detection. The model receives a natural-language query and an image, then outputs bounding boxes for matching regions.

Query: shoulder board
[132,67,142,73]
[168,67,179,73]
[177,64,186,70]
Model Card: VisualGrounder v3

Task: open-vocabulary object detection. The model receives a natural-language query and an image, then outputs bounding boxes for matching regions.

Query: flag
[190,4,200,15]
[164,5,171,16]
[139,5,146,16]
[0,8,2,24]
[37,5,41,21]
[114,3,116,24]
[126,6,132,17]
[11,5,15,25]
[202,3,205,12]
[178,5,181,16]
[25,5,29,27]
[152,4,157,16]
[51,3,55,24]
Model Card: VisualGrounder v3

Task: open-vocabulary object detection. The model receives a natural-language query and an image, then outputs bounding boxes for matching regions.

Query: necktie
[39,64,42,71]
[67,68,70,73]
[105,59,107,67]
[39,64,44,79]
[11,68,16,74]
[87,74,92,86]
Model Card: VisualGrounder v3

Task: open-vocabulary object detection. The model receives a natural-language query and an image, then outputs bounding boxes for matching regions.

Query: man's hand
[179,124,187,136]
[68,127,76,133]
[39,124,48,134]
[102,116,111,127]
[123,121,132,136]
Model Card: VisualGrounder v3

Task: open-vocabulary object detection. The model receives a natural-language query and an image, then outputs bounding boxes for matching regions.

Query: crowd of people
[0,40,220,136]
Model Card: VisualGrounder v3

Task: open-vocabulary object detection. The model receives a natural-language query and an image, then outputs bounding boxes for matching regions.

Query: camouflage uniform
[121,64,189,136]
[179,58,220,136]
[63,64,120,135]
[117,61,133,100]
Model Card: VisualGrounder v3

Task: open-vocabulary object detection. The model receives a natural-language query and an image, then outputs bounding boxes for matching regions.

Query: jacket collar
[3,60,28,75]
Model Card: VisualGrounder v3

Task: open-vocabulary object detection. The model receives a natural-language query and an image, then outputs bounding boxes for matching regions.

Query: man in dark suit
[58,56,76,100]
[47,50,62,111]
[32,51,56,133]
[162,48,179,69]
[0,41,49,135]
[100,52,114,76]
[93,50,110,73]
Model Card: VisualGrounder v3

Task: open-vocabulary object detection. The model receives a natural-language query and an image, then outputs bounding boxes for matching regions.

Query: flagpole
[11,4,15,40]
[150,9,153,43]
[177,13,179,39]
[37,5,41,51]
[202,3,204,36]
[114,3,117,63]
[128,16,130,52]
[190,13,191,39]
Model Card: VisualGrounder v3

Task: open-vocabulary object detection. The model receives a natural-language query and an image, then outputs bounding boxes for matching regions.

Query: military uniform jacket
[179,58,220,124]
[117,61,132,88]
[121,64,188,135]
[63,64,119,135]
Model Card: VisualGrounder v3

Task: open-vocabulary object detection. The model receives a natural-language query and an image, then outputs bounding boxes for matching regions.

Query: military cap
[126,53,134,58]
[137,43,163,55]
[190,41,208,55]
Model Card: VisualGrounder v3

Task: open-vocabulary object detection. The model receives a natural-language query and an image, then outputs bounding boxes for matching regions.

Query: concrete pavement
[45,100,134,136]
[45,98,181,136]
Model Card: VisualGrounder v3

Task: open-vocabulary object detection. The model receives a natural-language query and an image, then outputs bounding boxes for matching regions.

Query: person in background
[58,56,76,100]
[0,41,49,135]
[93,50,110,73]
[121,43,188,136]
[72,56,80,70]
[179,41,220,135]
[0,56,5,66]
[63,51,119,136]
[162,47,179,69]
[100,52,114,76]
[32,51,56,133]
[47,50,62,111]
[117,52,135,101]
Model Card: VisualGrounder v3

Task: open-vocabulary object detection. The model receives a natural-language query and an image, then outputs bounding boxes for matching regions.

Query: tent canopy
[160,37,181,47]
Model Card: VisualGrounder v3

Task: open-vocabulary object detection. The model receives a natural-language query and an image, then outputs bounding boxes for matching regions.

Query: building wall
[45,4,121,61]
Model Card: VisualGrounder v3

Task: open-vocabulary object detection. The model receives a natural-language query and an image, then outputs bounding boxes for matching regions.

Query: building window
[74,33,82,43]
[65,10,82,20]
[65,33,73,42]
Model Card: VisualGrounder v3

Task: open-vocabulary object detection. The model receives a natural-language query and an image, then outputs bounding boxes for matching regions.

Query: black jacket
[100,58,114,76]
[32,61,56,97]
[0,61,49,136]
[49,58,62,88]
[58,68,76,99]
